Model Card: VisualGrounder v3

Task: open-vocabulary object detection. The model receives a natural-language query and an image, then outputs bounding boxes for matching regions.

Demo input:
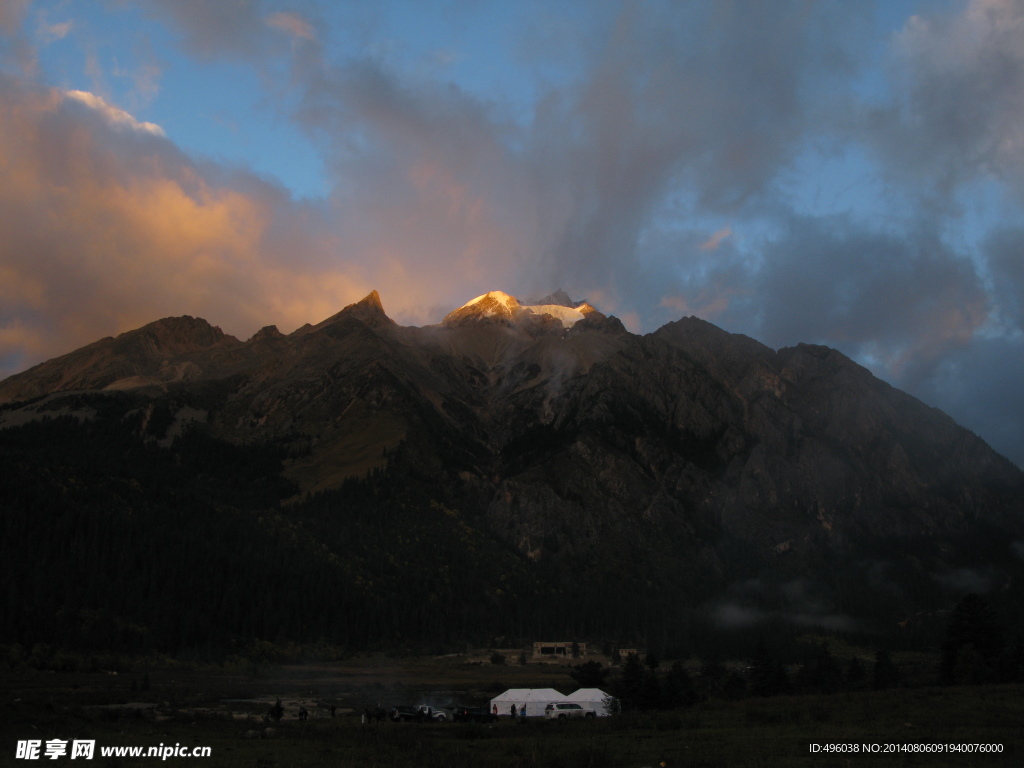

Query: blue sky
[1,0,1022,467]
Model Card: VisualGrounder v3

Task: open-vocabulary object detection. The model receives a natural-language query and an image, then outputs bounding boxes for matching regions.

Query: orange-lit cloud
[0,76,372,374]
[698,227,732,252]
[0,69,545,379]
[266,12,316,43]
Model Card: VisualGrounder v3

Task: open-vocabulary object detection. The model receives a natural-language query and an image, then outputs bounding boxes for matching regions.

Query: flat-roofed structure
[532,641,586,659]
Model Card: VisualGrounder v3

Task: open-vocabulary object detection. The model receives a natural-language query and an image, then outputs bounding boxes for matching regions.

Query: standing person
[492,703,498,716]
[510,703,517,717]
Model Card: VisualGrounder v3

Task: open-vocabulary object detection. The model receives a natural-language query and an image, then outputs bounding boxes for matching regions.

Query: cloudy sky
[0,0,1022,466]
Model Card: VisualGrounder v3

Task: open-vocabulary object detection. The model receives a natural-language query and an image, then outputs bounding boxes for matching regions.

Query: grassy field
[2,655,1021,767]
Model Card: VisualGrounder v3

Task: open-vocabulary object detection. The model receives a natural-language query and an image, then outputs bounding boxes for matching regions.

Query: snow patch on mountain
[523,304,586,327]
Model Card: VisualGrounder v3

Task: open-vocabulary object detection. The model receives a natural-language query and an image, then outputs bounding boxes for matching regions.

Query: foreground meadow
[1,656,1021,767]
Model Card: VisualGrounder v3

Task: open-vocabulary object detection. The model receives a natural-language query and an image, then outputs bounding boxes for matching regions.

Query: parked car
[544,702,596,719]
[390,705,447,722]
[390,706,420,722]
[452,706,498,723]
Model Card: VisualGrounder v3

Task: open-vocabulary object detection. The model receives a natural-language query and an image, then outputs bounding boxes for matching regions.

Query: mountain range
[2,290,1022,656]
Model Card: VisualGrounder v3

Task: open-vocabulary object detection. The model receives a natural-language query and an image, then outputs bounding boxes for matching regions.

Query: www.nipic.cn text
[16,739,212,760]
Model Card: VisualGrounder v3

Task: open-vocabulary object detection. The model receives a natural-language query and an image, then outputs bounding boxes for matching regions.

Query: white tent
[489,688,566,717]
[565,688,614,716]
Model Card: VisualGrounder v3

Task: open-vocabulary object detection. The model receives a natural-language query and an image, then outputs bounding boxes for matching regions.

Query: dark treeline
[3,396,1023,678]
[0,400,723,661]
[0,407,525,656]
[588,593,1024,713]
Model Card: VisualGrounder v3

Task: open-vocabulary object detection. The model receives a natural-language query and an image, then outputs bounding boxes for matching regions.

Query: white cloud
[64,89,165,136]
[36,18,72,43]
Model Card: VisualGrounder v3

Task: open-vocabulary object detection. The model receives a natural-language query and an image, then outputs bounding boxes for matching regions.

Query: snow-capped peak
[461,291,521,313]
[444,290,595,328]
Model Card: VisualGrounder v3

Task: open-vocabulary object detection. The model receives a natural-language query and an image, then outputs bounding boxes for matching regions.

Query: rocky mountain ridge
[2,290,1022,643]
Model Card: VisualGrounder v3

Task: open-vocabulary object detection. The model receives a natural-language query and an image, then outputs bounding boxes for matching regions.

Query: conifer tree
[846,656,867,689]
[570,660,609,688]
[662,661,698,708]
[872,649,899,690]
[940,594,1003,685]
[750,640,779,697]
[614,653,646,710]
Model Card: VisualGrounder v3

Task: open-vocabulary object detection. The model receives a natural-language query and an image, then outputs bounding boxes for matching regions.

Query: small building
[532,641,586,659]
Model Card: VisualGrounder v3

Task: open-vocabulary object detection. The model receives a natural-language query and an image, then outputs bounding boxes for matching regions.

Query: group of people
[267,699,334,722]
[493,703,527,719]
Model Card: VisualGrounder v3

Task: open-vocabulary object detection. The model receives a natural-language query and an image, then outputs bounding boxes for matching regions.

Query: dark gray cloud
[988,227,1024,331]
[915,335,1024,467]
[522,1,864,297]
[0,0,29,33]
[291,54,543,318]
[280,1,868,318]
[865,0,1024,200]
[134,0,272,60]
[745,215,989,383]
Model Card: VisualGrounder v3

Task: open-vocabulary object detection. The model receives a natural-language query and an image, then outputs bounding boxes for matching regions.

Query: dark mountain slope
[1,290,1022,656]
[0,316,240,400]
